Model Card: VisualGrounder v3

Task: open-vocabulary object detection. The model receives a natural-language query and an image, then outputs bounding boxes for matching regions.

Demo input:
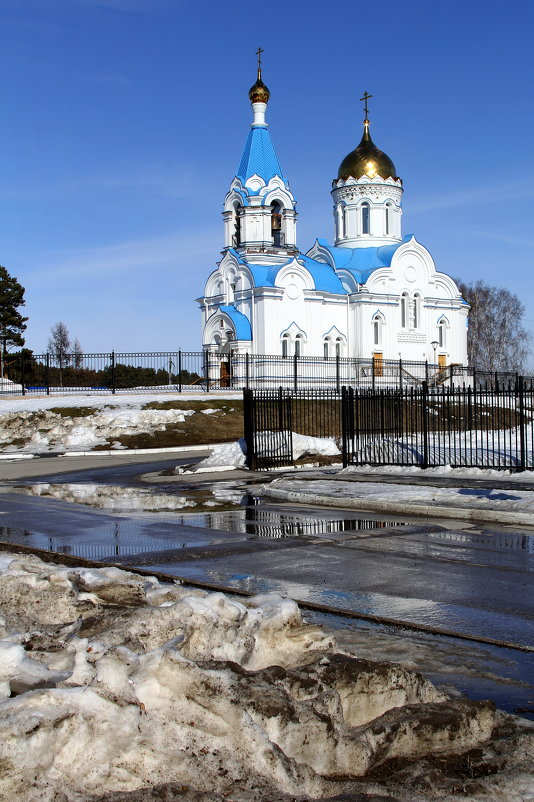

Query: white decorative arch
[275,260,314,291]
[204,310,236,347]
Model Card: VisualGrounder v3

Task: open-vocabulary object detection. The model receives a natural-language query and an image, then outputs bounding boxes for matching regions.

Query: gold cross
[360,91,373,119]
[256,46,264,72]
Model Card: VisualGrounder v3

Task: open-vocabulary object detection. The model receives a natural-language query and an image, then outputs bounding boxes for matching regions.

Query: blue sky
[1,0,534,363]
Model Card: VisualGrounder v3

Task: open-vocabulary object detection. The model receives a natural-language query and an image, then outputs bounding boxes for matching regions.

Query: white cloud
[24,228,220,283]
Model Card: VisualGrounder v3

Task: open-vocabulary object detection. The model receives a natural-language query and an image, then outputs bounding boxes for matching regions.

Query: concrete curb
[261,485,534,527]
[0,443,219,460]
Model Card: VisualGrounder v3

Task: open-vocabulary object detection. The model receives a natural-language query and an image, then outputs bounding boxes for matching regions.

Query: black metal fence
[0,351,205,395]
[1,348,527,396]
[243,377,534,472]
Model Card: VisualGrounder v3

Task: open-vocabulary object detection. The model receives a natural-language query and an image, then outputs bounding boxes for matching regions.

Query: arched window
[281,333,290,358]
[373,315,383,347]
[401,293,408,328]
[271,201,283,246]
[385,203,392,236]
[323,338,330,359]
[361,202,370,235]
[294,334,303,357]
[342,206,348,239]
[335,338,342,358]
[413,293,421,329]
[438,317,447,348]
[233,202,241,247]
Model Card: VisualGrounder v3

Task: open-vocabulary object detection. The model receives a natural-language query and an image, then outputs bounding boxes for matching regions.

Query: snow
[342,463,534,482]
[0,403,198,453]
[0,391,240,415]
[1,551,532,801]
[262,475,534,522]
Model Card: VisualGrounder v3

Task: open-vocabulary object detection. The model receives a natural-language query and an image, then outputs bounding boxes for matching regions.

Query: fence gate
[243,388,293,470]
[343,386,406,467]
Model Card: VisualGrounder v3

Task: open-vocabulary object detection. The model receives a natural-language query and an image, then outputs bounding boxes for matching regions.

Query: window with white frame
[335,337,343,358]
[282,334,290,358]
[413,293,421,329]
[361,202,370,235]
[373,314,383,346]
[294,334,303,357]
[385,202,392,236]
[438,317,447,348]
[323,338,330,359]
[401,292,408,328]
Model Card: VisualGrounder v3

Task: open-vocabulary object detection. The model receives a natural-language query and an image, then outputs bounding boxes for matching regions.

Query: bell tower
[223,50,297,255]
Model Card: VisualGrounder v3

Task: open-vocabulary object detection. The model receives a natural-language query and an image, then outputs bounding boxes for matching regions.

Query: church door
[438,354,447,370]
[220,360,230,388]
[373,352,383,377]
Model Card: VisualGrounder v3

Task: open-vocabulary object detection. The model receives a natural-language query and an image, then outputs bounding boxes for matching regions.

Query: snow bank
[0,551,523,801]
[0,407,195,453]
[21,483,197,512]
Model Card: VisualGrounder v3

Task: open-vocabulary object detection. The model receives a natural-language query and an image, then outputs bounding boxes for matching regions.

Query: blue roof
[316,235,412,284]
[219,305,252,340]
[296,255,346,293]
[239,254,345,294]
[236,126,284,185]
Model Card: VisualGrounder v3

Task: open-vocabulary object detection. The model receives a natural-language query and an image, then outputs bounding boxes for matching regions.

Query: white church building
[198,61,468,378]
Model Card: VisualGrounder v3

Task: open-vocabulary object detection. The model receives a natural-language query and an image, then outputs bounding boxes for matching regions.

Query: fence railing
[243,378,534,472]
[0,349,529,396]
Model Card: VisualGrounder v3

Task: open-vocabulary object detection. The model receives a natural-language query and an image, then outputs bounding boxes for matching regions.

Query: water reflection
[0,507,403,561]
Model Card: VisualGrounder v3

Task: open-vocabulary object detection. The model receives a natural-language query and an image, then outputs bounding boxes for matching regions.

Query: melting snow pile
[0,407,195,453]
[188,434,340,473]
[1,552,532,801]
[19,483,197,512]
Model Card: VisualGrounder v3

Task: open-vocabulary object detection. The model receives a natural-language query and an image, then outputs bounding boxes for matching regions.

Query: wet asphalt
[0,450,533,718]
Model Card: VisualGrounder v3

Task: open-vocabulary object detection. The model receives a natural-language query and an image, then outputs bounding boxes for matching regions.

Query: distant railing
[0,349,529,396]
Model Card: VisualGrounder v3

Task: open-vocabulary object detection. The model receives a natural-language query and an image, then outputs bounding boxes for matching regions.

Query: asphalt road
[0,451,533,717]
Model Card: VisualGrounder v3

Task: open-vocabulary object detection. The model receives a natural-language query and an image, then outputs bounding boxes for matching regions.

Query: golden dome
[249,68,270,104]
[338,122,398,181]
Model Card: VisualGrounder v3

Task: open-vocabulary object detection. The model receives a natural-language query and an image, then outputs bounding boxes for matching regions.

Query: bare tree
[48,322,71,386]
[455,279,531,372]
[73,338,84,369]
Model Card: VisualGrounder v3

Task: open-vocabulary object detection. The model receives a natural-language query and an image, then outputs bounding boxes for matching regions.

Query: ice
[0,551,532,801]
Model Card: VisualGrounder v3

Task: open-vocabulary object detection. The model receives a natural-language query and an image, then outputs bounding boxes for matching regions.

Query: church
[198,57,468,375]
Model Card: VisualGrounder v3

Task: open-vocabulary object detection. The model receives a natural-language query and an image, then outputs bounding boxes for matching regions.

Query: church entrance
[373,352,383,377]
[438,354,447,370]
[220,359,230,388]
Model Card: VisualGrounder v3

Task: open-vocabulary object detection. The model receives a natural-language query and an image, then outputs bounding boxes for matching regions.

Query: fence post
[21,352,26,395]
[425,360,429,383]
[245,352,249,390]
[46,353,50,396]
[204,350,210,393]
[518,375,526,472]
[243,388,256,470]
[336,354,340,392]
[341,386,348,468]
[293,353,298,393]
[111,351,116,395]
[399,357,403,391]
[372,357,375,391]
[422,380,429,469]
[178,350,182,393]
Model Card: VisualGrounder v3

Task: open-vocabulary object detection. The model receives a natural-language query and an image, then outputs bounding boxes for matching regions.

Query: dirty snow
[1,551,532,801]
[0,405,196,453]
[262,476,534,522]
